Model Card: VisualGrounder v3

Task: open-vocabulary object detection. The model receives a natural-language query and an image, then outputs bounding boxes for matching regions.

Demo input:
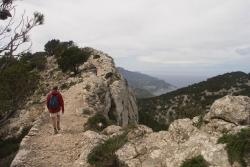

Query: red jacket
[46,91,64,113]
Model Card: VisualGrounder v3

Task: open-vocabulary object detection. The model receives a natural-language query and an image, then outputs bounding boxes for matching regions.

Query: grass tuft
[218,128,250,167]
[180,155,208,167]
[87,132,128,167]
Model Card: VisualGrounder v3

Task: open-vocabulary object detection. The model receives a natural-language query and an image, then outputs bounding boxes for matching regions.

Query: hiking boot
[57,127,61,131]
[54,128,58,135]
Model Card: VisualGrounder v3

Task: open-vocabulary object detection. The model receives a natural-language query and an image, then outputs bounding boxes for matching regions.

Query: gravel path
[23,83,87,167]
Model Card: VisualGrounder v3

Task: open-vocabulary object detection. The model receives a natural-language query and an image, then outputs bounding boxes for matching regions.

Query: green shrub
[0,61,39,119]
[44,39,60,56]
[57,46,89,75]
[218,128,250,167]
[87,132,128,167]
[85,113,112,132]
[45,39,75,57]
[20,52,47,71]
[0,126,31,166]
[180,155,208,167]
[138,109,168,131]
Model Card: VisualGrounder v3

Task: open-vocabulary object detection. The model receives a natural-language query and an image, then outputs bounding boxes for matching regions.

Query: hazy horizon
[118,66,249,88]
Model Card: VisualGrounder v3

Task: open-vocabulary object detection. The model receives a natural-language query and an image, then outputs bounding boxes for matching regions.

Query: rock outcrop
[114,95,250,167]
[78,47,138,126]
[204,95,250,125]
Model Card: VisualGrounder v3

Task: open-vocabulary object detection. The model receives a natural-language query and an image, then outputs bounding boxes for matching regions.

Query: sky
[17,0,250,77]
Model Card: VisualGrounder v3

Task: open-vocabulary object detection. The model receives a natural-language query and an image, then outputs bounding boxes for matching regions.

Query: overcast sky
[18,0,250,76]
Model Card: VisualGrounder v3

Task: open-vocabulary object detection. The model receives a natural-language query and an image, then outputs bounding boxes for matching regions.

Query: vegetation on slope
[180,155,208,167]
[0,53,46,121]
[218,128,250,167]
[138,72,250,131]
[44,39,90,75]
[88,132,128,167]
[133,87,154,98]
[0,126,31,167]
[0,39,91,120]
[0,39,91,165]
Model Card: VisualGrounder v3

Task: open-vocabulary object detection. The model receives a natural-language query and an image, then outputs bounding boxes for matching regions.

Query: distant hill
[138,71,250,131]
[118,67,176,98]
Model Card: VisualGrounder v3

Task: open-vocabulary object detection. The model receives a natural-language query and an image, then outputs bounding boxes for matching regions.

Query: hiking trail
[10,49,139,167]
[15,82,88,167]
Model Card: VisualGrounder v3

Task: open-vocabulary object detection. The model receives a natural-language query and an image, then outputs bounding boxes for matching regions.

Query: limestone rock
[80,48,138,126]
[168,118,198,143]
[116,119,231,167]
[204,95,250,125]
[115,95,250,167]
[102,125,122,136]
[126,125,153,140]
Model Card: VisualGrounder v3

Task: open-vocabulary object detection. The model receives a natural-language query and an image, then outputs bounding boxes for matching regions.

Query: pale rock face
[204,95,250,125]
[102,125,122,136]
[115,96,250,167]
[116,119,231,167]
[79,47,138,126]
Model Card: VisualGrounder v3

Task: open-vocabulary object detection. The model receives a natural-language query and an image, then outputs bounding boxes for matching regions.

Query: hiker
[46,86,64,134]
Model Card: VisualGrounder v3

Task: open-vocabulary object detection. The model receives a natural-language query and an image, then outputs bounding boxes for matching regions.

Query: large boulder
[204,95,250,125]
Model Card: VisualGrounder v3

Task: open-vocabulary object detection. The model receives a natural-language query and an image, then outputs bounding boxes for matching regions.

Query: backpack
[49,95,59,109]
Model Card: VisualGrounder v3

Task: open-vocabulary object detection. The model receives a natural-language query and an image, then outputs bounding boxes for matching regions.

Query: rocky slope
[118,67,176,98]
[2,47,138,166]
[138,71,250,131]
[74,95,250,167]
[4,47,250,167]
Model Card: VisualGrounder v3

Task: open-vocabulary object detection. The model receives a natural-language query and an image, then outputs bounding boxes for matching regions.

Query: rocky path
[12,83,88,167]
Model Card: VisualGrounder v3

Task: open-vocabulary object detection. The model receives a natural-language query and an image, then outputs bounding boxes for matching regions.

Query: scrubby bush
[20,52,47,71]
[0,126,31,167]
[87,132,128,167]
[218,128,250,167]
[57,46,89,75]
[44,39,74,57]
[180,155,208,167]
[139,110,168,131]
[0,57,39,120]
[44,39,60,56]
[44,40,91,75]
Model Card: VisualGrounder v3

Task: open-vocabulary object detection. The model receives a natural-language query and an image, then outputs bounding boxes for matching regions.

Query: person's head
[52,86,58,91]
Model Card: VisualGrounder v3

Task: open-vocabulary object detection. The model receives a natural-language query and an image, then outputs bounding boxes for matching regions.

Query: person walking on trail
[46,86,64,134]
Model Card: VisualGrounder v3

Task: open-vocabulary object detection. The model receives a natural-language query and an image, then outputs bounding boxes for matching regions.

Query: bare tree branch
[0,0,44,57]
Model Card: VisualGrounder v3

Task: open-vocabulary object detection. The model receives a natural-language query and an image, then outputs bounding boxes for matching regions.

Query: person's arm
[59,93,64,113]
[46,94,50,110]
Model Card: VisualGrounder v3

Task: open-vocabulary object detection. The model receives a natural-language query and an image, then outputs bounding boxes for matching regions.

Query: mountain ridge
[138,71,250,131]
[117,67,176,98]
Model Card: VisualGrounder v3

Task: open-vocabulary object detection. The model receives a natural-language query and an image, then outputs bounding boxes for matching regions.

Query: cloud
[15,0,250,75]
